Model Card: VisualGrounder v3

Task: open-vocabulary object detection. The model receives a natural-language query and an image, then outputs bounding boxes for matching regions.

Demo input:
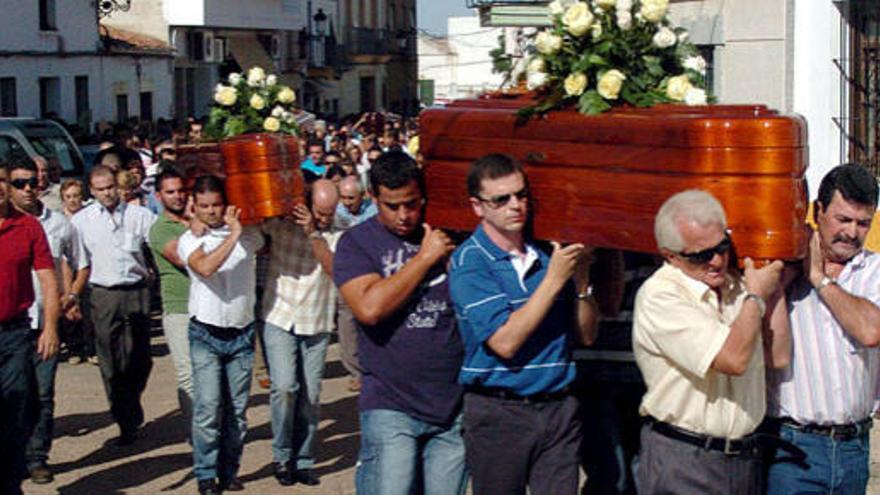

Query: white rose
[250,94,266,110]
[527,57,546,74]
[276,86,296,104]
[228,73,242,86]
[653,26,676,48]
[535,31,563,55]
[282,111,295,124]
[266,74,278,86]
[271,105,284,118]
[640,0,668,23]
[213,86,237,106]
[247,66,266,86]
[597,69,626,100]
[548,0,577,16]
[527,71,549,90]
[682,55,707,75]
[564,73,588,96]
[684,87,707,106]
[616,10,632,30]
[591,21,603,41]
[666,74,693,101]
[596,0,616,9]
[616,0,632,10]
[263,116,281,132]
[563,2,594,37]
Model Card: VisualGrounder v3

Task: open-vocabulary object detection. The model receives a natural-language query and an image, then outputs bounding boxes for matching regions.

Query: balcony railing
[347,28,391,56]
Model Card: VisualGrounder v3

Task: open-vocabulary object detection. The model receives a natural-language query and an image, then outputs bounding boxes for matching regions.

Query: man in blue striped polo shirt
[449,153,601,495]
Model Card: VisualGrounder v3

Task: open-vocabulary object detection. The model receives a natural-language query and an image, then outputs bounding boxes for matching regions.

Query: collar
[98,200,125,216]
[0,207,26,232]
[473,224,539,263]
[35,202,50,222]
[662,262,737,303]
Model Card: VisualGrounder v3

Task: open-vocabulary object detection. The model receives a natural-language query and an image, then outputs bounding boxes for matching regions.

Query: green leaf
[224,117,247,138]
[577,90,611,115]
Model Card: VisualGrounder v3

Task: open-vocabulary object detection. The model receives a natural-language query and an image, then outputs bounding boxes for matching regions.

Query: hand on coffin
[547,242,587,287]
[743,257,784,301]
[292,204,316,236]
[224,206,243,237]
[419,223,456,264]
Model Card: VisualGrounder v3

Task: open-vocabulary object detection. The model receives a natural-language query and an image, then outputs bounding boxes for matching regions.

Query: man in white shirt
[70,165,156,446]
[767,164,880,494]
[262,179,342,487]
[178,175,263,495]
[633,190,788,494]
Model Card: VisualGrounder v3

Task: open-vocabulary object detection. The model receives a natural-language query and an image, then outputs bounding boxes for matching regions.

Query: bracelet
[576,285,594,301]
[815,275,837,293]
[745,293,766,318]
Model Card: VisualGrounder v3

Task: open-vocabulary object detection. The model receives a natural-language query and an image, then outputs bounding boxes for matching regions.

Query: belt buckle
[723,438,738,456]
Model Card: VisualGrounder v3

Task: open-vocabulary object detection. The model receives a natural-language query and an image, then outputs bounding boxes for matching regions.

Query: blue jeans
[25,332,58,468]
[766,422,870,495]
[0,327,37,495]
[189,319,255,482]
[262,322,330,469]
[356,409,467,495]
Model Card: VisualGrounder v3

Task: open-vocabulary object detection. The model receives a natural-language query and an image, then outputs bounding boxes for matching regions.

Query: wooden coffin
[421,96,809,262]
[176,133,305,224]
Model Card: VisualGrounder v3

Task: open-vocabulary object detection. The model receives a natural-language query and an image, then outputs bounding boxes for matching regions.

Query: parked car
[0,118,85,178]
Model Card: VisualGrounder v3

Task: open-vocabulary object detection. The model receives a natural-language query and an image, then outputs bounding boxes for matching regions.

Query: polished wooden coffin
[421,96,809,261]
[177,133,305,224]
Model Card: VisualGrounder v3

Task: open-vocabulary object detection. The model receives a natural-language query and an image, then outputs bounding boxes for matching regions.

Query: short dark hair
[192,175,227,204]
[93,146,124,168]
[467,153,526,198]
[307,139,324,150]
[155,168,184,192]
[3,154,37,175]
[369,150,424,197]
[817,163,879,209]
[325,165,347,181]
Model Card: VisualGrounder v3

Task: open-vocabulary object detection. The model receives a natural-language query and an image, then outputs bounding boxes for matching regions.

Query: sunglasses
[677,234,732,264]
[10,177,39,190]
[478,187,529,209]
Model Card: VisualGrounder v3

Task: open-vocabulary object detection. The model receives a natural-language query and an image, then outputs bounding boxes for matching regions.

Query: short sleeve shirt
[333,216,464,426]
[0,209,54,322]
[149,214,190,314]
[29,206,84,329]
[633,263,765,439]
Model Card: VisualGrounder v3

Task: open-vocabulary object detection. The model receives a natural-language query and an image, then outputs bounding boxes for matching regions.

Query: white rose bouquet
[206,66,300,139]
[512,0,712,118]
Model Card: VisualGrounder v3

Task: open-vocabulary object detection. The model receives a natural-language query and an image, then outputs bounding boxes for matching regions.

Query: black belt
[91,280,147,291]
[465,385,571,403]
[778,417,872,441]
[648,418,760,456]
[0,312,30,332]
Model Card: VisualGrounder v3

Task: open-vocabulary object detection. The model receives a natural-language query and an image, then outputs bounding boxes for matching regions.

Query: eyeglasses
[677,234,732,264]
[9,178,39,190]
[478,187,529,209]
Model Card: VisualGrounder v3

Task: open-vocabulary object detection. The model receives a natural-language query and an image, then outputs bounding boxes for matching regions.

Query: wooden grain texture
[421,99,809,262]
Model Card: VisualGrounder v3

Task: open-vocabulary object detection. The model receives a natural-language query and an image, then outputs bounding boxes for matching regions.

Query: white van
[0,118,85,178]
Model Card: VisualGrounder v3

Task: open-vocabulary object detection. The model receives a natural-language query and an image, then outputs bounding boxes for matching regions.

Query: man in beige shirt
[633,189,790,494]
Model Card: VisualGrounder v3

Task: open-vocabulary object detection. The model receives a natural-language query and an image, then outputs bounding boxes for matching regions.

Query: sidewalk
[22,334,359,494]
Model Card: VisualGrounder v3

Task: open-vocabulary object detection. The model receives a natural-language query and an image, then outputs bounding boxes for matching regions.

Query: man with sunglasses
[766,164,880,494]
[0,159,60,495]
[333,150,466,495]
[7,158,88,484]
[449,154,602,494]
[633,189,790,494]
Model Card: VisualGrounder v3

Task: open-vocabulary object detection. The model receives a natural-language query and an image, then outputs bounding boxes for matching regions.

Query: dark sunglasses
[10,177,39,190]
[677,234,732,264]
[478,187,529,209]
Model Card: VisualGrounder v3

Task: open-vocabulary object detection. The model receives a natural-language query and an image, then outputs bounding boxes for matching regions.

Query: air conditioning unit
[202,31,216,62]
[213,38,226,62]
[270,33,282,60]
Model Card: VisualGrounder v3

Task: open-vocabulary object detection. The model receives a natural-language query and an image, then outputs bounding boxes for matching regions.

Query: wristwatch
[576,285,594,301]
[816,275,837,293]
[745,293,766,318]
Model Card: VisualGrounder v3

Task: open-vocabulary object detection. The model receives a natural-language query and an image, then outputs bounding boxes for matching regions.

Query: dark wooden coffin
[176,133,305,224]
[421,96,809,262]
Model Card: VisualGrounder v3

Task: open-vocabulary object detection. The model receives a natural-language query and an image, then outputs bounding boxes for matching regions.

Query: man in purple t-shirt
[333,150,466,495]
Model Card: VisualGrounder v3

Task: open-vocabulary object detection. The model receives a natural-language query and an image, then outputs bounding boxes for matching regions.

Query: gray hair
[654,189,727,252]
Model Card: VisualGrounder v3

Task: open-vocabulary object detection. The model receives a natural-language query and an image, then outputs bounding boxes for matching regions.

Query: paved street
[18,329,880,494]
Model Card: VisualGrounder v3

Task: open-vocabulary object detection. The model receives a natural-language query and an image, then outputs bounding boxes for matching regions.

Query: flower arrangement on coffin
[513,0,713,119]
[205,66,299,139]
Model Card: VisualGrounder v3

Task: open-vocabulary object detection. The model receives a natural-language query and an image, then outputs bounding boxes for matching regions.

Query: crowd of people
[1,108,880,495]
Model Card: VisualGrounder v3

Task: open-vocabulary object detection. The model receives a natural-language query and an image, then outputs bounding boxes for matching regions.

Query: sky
[417,0,477,36]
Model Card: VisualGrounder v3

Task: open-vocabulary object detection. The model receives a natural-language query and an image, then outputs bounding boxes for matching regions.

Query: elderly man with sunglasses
[632,189,791,494]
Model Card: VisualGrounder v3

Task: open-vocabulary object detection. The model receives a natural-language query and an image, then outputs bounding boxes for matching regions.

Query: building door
[360,76,375,112]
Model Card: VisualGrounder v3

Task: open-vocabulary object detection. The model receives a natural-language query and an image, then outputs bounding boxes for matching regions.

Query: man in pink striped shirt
[767,163,880,494]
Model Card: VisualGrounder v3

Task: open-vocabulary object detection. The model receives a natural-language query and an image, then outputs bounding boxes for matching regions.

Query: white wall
[167,0,304,31]
[0,0,99,52]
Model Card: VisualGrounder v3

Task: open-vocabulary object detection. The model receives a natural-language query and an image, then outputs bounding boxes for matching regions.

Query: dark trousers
[0,327,37,495]
[25,333,58,468]
[579,380,645,495]
[462,392,581,495]
[637,424,762,495]
[90,285,153,434]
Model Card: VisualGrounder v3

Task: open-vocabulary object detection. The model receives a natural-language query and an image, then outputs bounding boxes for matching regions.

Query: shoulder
[339,217,378,248]
[451,234,496,271]
[70,203,98,225]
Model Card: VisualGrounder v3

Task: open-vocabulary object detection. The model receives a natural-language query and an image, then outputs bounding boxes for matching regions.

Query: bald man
[334,176,377,230]
[260,179,343,486]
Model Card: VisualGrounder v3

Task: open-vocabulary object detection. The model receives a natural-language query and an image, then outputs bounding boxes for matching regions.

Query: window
[140,92,153,121]
[75,76,89,122]
[0,78,17,116]
[39,0,56,31]
[845,3,880,175]
[697,45,716,96]
[38,77,60,117]
[116,93,129,123]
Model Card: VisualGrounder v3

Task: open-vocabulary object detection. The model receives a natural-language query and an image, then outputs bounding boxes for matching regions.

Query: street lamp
[98,0,131,18]
[310,8,328,68]
[313,9,328,38]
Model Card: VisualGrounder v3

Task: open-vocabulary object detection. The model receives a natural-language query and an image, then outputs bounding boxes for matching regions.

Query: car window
[26,134,82,174]
[0,135,24,162]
